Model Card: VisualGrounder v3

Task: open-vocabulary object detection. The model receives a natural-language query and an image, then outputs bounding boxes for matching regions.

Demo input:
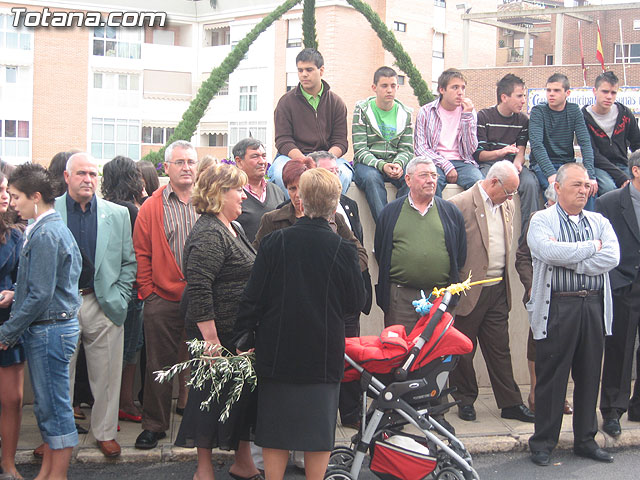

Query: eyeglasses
[166,160,198,168]
[498,178,518,197]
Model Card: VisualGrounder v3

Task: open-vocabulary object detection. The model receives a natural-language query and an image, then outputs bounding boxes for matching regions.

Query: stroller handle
[394,290,453,382]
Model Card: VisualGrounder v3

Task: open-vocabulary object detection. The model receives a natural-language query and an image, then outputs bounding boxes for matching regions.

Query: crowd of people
[0,46,639,480]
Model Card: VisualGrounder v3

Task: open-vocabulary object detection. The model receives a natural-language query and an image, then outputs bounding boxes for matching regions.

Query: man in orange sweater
[133,140,200,449]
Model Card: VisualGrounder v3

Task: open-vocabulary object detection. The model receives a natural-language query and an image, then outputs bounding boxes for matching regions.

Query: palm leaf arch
[142,0,432,165]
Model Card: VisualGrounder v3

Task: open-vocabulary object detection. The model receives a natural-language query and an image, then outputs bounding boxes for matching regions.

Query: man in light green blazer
[53,152,136,458]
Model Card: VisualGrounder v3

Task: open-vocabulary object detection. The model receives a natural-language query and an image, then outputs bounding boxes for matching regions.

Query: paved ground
[13,448,640,479]
[14,384,640,467]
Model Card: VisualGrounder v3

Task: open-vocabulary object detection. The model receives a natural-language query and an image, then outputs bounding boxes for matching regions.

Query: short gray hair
[66,152,96,173]
[165,140,196,164]
[556,162,587,185]
[545,182,558,203]
[406,156,434,175]
[485,160,519,182]
[629,150,640,170]
[307,151,336,163]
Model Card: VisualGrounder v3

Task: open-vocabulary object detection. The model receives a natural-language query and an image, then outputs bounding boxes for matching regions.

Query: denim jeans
[532,161,596,211]
[123,293,144,365]
[353,162,408,223]
[595,165,630,196]
[268,154,354,198]
[23,319,80,449]
[435,160,483,197]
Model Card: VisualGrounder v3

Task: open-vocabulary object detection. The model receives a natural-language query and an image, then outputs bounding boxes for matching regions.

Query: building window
[634,20,640,30]
[545,54,554,65]
[5,66,17,83]
[615,43,640,63]
[432,32,444,59]
[239,86,257,111]
[210,27,230,46]
[93,72,139,91]
[93,26,141,59]
[393,21,406,33]
[216,81,229,96]
[434,0,446,7]
[0,14,32,50]
[0,119,30,159]
[229,121,267,148]
[397,75,405,85]
[207,133,228,147]
[287,19,302,48]
[91,118,140,161]
[141,126,175,145]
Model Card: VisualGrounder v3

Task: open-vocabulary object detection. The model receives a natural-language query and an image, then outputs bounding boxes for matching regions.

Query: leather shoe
[33,443,45,458]
[530,450,550,466]
[602,417,622,437]
[501,404,535,423]
[458,404,476,421]
[119,409,142,423]
[97,439,121,457]
[574,447,613,463]
[135,430,166,450]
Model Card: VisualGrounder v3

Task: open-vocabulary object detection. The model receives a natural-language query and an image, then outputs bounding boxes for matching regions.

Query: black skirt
[255,377,339,451]
[174,346,257,451]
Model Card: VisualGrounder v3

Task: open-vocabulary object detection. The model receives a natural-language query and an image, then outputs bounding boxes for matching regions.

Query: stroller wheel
[328,447,355,471]
[324,468,355,480]
[434,467,465,480]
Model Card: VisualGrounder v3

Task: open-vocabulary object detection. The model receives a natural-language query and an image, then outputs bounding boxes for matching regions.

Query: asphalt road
[14,447,639,479]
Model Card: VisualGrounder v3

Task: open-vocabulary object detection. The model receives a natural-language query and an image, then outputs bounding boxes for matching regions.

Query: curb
[15,429,640,465]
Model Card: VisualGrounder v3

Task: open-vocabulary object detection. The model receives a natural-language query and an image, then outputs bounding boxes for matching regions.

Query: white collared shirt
[407,193,434,217]
[478,183,501,216]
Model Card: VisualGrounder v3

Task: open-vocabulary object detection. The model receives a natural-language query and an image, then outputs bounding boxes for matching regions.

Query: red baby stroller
[325,290,479,480]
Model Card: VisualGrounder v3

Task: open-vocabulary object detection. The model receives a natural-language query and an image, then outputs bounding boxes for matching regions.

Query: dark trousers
[449,281,522,409]
[339,315,361,424]
[141,294,184,432]
[529,294,604,454]
[600,281,640,418]
[384,283,421,331]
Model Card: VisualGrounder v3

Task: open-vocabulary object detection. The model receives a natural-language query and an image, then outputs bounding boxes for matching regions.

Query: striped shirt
[414,98,478,175]
[473,106,528,162]
[162,183,199,272]
[552,206,604,292]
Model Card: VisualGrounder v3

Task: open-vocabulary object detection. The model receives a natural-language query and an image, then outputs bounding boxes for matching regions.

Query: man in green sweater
[529,73,597,208]
[352,66,413,222]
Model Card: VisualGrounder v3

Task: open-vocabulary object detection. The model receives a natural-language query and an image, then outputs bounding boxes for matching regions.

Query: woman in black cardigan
[235,168,365,480]
[175,164,262,480]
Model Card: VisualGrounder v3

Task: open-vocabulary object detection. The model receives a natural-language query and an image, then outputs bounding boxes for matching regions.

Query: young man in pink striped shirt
[414,69,482,196]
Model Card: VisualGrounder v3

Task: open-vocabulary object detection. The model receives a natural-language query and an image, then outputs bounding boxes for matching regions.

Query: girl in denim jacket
[0,163,82,480]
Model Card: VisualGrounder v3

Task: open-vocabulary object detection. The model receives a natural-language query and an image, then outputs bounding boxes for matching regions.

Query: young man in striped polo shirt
[352,66,413,222]
[475,74,540,242]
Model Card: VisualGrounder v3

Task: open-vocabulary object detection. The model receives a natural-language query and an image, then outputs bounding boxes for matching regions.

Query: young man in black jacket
[582,71,640,195]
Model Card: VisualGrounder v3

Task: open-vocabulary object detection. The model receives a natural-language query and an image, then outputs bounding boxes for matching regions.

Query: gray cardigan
[526,204,619,339]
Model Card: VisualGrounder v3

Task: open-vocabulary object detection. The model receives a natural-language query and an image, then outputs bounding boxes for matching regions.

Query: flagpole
[619,19,627,86]
[579,21,587,87]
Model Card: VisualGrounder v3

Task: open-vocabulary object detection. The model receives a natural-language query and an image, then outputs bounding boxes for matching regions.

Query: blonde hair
[192,163,247,215]
[196,155,218,181]
[299,168,341,219]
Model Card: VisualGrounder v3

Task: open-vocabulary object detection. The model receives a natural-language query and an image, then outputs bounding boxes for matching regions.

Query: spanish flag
[596,23,605,72]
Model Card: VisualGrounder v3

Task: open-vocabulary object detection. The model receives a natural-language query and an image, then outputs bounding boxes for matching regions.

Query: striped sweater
[352,97,414,171]
[529,102,595,179]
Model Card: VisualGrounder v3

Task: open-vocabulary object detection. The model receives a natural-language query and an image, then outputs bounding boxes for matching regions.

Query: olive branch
[154,339,257,423]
